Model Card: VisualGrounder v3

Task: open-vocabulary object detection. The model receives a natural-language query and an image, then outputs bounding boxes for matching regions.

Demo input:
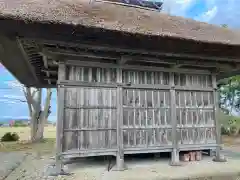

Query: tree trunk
[24,88,52,142]
[31,111,45,142]
[30,88,43,142]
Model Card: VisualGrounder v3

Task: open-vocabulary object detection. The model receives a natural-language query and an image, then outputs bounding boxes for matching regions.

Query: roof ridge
[93,0,160,12]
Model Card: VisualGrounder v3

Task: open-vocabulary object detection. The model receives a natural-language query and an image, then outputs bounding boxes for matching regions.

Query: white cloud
[162,0,240,28]
[0,99,18,104]
[162,0,196,16]
[4,80,23,89]
[2,115,30,119]
[195,6,218,22]
[209,0,240,28]
[3,94,25,99]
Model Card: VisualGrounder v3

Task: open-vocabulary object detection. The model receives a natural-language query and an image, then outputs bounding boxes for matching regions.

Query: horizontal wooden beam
[36,84,56,88]
[42,47,117,60]
[65,60,211,74]
[40,43,237,70]
[65,106,117,110]
[118,56,129,65]
[44,78,57,82]
[33,38,240,62]
[58,80,118,88]
[41,69,58,74]
[41,73,57,78]
[63,128,117,131]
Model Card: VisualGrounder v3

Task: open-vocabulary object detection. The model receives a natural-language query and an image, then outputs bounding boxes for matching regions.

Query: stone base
[112,163,128,171]
[46,165,72,177]
[169,161,182,166]
[212,155,227,162]
[113,157,127,171]
[112,166,128,171]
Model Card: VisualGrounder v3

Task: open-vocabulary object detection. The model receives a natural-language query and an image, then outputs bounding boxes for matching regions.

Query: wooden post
[116,66,125,170]
[212,74,226,162]
[56,63,66,173]
[169,72,180,166]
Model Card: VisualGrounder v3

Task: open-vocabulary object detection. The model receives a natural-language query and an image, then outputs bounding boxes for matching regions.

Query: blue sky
[0,0,240,121]
[162,0,240,28]
[0,64,57,121]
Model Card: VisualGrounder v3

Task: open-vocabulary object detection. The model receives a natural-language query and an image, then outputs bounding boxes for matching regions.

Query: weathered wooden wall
[63,66,117,151]
[58,64,217,157]
[122,70,171,149]
[174,73,216,146]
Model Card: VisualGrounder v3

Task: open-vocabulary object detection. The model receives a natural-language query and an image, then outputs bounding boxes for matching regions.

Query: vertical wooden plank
[116,66,125,170]
[79,67,84,149]
[139,89,143,146]
[88,69,93,149]
[170,72,180,165]
[164,91,167,125]
[158,91,161,126]
[139,90,142,126]
[96,68,102,148]
[160,72,163,85]
[107,70,112,148]
[69,88,77,150]
[127,89,130,146]
[212,74,225,162]
[56,63,66,172]
[183,91,187,123]
[145,90,148,147]
[179,103,182,127]
[75,67,80,150]
[80,69,84,150]
[57,87,65,151]
[152,90,156,145]
[201,92,204,124]
[76,88,80,150]
[133,72,137,146]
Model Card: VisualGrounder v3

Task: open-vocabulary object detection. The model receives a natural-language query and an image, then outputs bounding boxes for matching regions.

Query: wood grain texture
[60,66,217,155]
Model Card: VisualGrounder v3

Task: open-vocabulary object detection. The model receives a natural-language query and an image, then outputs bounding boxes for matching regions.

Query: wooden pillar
[169,72,180,166]
[116,67,125,170]
[212,74,226,162]
[56,63,66,173]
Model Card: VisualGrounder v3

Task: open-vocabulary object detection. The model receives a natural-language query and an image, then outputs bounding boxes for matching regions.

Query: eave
[0,19,240,88]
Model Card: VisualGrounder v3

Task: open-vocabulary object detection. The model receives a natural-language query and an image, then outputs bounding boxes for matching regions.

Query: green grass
[218,111,240,127]
[0,126,56,141]
[0,126,56,154]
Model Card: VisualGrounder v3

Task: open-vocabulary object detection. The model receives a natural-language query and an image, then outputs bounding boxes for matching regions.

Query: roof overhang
[0,35,40,87]
[0,19,240,88]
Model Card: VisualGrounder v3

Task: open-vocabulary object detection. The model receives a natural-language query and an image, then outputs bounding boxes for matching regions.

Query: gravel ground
[2,148,240,180]
[3,153,59,180]
[0,152,27,180]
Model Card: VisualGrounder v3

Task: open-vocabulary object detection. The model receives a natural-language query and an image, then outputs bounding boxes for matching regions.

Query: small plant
[221,126,230,135]
[230,125,239,136]
[228,119,237,126]
[1,132,20,142]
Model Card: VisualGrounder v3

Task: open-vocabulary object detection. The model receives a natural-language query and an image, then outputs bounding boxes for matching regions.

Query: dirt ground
[0,126,56,180]
[1,127,240,180]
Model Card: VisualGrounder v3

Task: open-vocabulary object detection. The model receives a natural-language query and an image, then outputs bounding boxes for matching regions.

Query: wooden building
[1,0,240,172]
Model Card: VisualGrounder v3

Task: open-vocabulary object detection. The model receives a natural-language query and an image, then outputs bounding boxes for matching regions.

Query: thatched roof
[0,0,240,45]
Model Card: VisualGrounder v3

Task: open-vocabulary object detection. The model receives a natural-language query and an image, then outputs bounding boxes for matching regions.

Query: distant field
[0,126,56,153]
[0,126,56,141]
